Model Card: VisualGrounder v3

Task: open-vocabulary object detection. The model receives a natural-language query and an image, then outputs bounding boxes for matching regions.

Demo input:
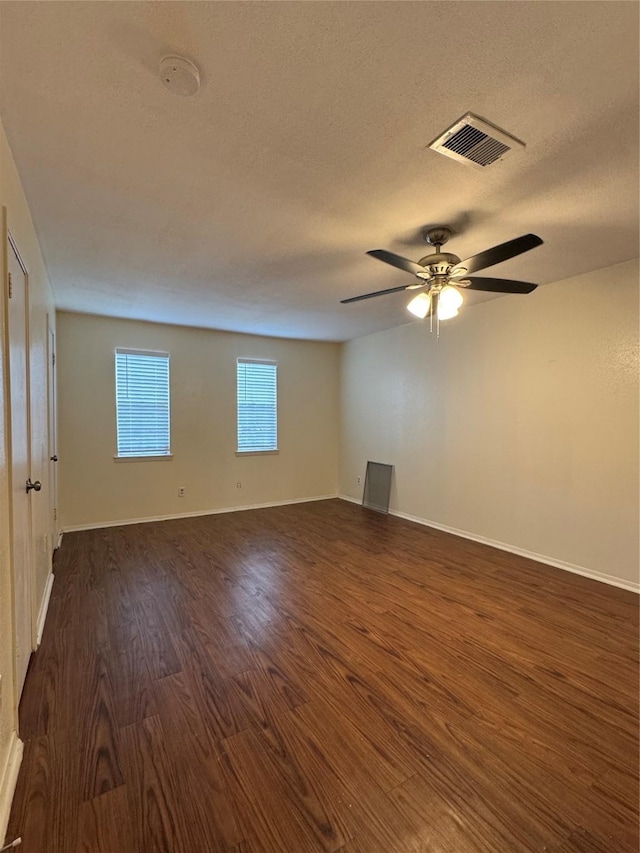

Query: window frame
[236,358,278,455]
[114,347,172,461]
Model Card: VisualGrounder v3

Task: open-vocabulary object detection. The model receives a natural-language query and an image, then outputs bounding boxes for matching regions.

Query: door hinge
[52,352,56,366]
[54,508,57,521]
[7,271,12,299]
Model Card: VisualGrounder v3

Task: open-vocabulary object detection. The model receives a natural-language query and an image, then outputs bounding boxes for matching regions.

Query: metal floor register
[362,461,394,513]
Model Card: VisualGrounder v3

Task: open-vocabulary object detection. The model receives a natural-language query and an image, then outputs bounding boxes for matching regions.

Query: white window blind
[115,349,170,457]
[237,359,277,452]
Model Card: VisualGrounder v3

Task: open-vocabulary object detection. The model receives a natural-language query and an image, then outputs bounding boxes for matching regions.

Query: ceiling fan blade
[341,284,413,304]
[451,234,543,276]
[463,276,538,294]
[367,249,427,276]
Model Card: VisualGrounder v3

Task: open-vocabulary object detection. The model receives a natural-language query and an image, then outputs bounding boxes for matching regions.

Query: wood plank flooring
[7,499,639,852]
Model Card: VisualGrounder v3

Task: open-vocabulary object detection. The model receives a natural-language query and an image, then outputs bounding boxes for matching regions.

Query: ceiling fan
[342,227,543,335]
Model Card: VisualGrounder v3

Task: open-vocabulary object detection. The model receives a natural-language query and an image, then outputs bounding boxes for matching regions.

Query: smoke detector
[429,113,524,169]
[159,56,200,97]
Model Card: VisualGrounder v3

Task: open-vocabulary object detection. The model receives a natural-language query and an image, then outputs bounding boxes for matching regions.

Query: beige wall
[0,120,55,820]
[340,259,639,590]
[57,312,340,529]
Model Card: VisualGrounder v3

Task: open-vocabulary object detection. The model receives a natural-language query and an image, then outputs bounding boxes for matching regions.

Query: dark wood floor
[7,499,639,852]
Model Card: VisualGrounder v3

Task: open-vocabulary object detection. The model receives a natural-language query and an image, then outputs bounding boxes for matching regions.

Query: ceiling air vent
[429,113,524,170]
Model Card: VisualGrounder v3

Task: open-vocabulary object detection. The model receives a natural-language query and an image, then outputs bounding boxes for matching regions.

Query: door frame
[2,209,36,718]
[46,313,58,550]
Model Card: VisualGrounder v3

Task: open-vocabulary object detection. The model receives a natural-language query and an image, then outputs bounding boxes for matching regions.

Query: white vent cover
[429,113,524,169]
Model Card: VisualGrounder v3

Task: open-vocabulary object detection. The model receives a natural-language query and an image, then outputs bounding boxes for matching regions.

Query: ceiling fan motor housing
[417,252,461,275]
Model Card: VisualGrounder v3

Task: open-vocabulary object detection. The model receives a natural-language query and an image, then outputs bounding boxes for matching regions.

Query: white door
[47,317,58,549]
[7,231,34,698]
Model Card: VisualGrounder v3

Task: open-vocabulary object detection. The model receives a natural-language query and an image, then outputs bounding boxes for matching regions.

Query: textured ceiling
[0,1,638,341]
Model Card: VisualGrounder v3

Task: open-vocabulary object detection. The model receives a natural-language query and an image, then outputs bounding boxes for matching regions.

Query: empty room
[0,2,638,852]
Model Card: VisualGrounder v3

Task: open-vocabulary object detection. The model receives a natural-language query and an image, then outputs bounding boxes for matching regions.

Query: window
[115,349,170,458]
[237,359,277,452]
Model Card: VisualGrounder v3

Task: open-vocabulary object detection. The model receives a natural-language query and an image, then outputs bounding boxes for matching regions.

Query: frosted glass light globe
[436,303,459,320]
[439,285,463,311]
[407,292,431,319]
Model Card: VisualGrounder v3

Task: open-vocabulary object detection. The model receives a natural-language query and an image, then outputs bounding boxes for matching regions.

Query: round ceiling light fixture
[159,56,200,97]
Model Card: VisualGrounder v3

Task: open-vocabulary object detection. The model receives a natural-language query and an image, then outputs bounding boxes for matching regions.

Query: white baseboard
[338,495,639,594]
[61,494,339,534]
[36,572,55,648]
[55,530,63,550]
[0,733,23,845]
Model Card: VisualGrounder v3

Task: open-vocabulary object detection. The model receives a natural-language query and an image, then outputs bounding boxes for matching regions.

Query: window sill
[235,450,279,457]
[114,454,174,462]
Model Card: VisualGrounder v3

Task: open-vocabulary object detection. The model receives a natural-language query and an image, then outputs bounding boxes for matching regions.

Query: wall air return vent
[429,113,525,170]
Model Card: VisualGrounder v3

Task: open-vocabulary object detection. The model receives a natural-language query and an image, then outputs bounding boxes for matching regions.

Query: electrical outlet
[357,476,361,485]
[178,487,185,497]
[236,482,242,489]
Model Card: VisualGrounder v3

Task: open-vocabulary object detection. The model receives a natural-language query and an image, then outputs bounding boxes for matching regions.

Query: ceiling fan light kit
[407,285,463,321]
[342,227,543,340]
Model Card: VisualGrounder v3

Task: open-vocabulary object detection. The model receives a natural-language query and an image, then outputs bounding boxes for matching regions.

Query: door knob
[26,479,42,493]
[50,455,58,462]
